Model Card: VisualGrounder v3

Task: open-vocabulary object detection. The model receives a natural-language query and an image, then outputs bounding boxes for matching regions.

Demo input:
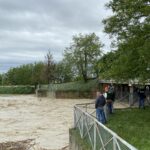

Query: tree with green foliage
[54,60,74,83]
[98,51,118,79]
[0,73,7,85]
[103,0,150,81]
[64,33,103,82]
[31,62,46,85]
[6,62,46,85]
[44,51,56,84]
[6,65,32,85]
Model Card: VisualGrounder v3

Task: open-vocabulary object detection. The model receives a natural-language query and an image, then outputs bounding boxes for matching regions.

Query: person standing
[105,85,115,114]
[95,91,106,124]
[138,88,146,109]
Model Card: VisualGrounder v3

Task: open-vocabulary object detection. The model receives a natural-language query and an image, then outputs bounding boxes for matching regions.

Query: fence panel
[74,104,137,150]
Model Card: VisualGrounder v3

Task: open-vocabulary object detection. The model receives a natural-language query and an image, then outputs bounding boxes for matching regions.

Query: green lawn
[106,107,150,150]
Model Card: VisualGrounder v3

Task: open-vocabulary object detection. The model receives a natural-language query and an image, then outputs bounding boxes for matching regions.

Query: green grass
[106,107,150,150]
[69,128,92,150]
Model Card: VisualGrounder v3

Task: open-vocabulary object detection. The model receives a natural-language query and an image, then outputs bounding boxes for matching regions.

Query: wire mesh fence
[74,104,138,150]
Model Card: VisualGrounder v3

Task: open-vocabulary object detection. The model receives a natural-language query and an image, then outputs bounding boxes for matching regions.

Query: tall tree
[54,60,74,83]
[31,62,46,85]
[98,51,118,79]
[103,0,150,81]
[44,51,55,84]
[64,33,103,82]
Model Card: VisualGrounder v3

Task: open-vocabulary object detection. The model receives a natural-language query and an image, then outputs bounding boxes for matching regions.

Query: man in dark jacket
[95,91,106,124]
[106,85,115,114]
[138,88,146,109]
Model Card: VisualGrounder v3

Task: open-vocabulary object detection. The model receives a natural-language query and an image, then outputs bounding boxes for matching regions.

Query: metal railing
[74,103,138,150]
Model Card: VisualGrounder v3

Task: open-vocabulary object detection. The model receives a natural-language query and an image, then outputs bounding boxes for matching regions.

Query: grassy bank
[106,107,150,150]
[69,128,92,150]
[0,86,35,94]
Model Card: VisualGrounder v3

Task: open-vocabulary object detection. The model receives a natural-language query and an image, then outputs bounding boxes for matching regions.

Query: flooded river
[0,95,91,150]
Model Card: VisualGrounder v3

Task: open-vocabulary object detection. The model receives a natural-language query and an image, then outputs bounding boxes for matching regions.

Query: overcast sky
[0,0,113,73]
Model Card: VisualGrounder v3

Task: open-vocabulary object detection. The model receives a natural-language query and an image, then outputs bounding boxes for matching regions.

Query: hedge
[40,79,99,92]
[0,86,35,94]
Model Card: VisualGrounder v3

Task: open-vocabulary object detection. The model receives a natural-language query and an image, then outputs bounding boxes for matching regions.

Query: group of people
[95,84,115,124]
[95,85,148,124]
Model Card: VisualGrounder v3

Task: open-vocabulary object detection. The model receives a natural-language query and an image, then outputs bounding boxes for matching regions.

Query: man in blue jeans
[95,91,106,124]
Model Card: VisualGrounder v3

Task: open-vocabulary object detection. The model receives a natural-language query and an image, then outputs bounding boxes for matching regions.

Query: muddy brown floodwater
[0,95,92,150]
[0,94,128,150]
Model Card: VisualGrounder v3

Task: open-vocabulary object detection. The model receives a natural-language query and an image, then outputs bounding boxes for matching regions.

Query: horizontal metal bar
[74,104,138,150]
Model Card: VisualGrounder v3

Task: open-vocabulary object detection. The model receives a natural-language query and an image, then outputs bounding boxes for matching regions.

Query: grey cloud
[0,0,112,73]
[0,0,111,31]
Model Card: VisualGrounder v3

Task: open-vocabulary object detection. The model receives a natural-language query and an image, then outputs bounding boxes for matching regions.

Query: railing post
[113,136,117,150]
[75,104,138,150]
[86,104,87,112]
[93,122,97,150]
[74,106,76,128]
[81,112,84,138]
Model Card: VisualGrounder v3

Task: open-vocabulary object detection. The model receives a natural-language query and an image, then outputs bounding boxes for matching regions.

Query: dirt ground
[0,94,128,150]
